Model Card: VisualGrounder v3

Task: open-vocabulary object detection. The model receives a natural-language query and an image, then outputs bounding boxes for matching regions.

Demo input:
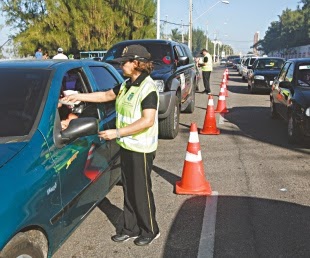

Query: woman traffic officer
[61,45,160,246]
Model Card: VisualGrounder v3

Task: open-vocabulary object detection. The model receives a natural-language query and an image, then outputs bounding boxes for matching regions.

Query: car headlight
[305,107,310,117]
[254,75,265,80]
[154,80,165,92]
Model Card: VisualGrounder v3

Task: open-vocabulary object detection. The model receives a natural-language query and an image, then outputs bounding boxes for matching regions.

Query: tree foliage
[0,0,156,57]
[254,1,310,54]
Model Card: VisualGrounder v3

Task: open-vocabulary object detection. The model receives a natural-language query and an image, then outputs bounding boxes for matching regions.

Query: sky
[0,0,302,57]
[159,0,301,55]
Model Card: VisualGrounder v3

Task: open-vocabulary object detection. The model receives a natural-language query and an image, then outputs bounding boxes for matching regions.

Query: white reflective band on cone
[219,95,225,100]
[185,150,202,162]
[189,131,199,143]
[208,99,214,106]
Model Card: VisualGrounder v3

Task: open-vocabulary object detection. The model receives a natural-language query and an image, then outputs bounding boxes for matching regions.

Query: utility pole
[188,0,193,51]
[156,0,160,39]
[205,22,208,50]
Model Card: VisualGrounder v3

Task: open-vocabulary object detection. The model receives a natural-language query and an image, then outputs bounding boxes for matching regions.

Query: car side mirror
[279,81,292,89]
[61,117,98,144]
[177,56,189,66]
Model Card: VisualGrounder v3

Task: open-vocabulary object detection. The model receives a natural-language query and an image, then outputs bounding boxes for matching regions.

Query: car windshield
[256,59,284,69]
[296,64,310,87]
[0,68,50,138]
[103,43,173,65]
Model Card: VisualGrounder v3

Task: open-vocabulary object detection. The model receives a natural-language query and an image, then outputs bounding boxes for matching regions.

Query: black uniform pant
[117,147,159,238]
[202,70,211,93]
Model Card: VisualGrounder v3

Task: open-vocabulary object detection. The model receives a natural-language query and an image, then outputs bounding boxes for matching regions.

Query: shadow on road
[163,195,310,258]
[222,106,310,151]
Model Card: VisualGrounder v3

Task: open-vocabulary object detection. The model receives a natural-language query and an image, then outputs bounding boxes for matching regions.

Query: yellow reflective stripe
[144,153,154,234]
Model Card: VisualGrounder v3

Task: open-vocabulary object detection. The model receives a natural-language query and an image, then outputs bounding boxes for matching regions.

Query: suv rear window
[104,43,173,65]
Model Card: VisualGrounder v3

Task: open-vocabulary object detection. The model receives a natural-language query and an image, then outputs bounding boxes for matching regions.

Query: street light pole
[188,0,193,50]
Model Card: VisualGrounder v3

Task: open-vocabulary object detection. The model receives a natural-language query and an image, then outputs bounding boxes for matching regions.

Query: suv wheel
[183,86,195,113]
[159,95,180,139]
[288,114,301,144]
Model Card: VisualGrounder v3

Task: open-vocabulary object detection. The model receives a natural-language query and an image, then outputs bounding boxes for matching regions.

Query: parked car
[103,39,197,139]
[241,56,258,81]
[226,55,240,67]
[270,58,310,143]
[0,59,123,257]
[238,58,246,75]
[232,57,241,70]
[248,57,285,93]
[220,58,227,65]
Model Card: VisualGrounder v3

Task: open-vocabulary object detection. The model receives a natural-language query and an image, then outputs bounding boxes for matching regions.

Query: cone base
[200,128,220,135]
[175,180,212,195]
[215,109,229,113]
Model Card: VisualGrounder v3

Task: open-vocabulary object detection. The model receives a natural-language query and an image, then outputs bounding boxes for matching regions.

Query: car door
[277,63,295,119]
[48,67,111,231]
[272,62,292,119]
[174,45,191,100]
[87,64,123,184]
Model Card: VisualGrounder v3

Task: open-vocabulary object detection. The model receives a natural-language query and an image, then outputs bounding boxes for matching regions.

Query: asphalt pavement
[53,64,310,258]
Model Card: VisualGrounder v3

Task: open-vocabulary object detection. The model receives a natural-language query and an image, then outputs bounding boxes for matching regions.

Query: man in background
[53,48,68,59]
[35,47,42,59]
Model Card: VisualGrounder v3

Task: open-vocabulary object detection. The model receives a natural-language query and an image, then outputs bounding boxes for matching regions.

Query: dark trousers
[202,71,211,93]
[117,147,159,238]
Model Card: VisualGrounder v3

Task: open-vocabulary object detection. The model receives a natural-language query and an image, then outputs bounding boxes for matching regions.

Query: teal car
[0,60,123,257]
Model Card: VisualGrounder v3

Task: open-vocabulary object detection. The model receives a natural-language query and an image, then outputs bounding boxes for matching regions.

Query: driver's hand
[61,94,79,103]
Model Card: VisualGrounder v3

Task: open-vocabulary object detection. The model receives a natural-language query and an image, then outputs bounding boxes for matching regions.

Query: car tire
[0,232,47,258]
[183,86,195,113]
[270,98,278,119]
[288,114,301,144]
[159,95,180,139]
[250,85,255,94]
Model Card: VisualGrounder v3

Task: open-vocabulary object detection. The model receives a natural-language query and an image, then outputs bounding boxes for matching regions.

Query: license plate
[270,81,273,85]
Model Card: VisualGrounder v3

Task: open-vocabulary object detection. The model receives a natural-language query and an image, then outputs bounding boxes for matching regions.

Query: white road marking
[197,191,219,258]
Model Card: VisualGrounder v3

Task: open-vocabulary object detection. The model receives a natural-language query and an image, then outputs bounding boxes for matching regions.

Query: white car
[241,56,258,81]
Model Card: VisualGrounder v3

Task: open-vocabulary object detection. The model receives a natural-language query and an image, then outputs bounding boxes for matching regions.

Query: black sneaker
[134,232,160,246]
[111,234,138,243]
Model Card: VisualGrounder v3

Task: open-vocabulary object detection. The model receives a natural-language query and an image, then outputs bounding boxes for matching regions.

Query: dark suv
[103,39,197,139]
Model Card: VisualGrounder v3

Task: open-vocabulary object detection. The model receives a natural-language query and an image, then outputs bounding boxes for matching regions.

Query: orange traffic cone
[220,82,229,97]
[224,68,229,80]
[175,123,212,195]
[200,95,220,135]
[215,87,229,113]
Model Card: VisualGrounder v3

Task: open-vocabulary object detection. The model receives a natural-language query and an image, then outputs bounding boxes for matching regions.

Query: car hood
[294,88,310,108]
[0,142,27,168]
[254,69,281,76]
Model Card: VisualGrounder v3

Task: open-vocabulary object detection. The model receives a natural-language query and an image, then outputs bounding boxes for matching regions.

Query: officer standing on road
[61,44,160,246]
[199,48,213,94]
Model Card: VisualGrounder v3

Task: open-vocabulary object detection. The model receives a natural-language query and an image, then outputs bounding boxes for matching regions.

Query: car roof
[0,59,108,69]
[286,58,310,64]
[110,39,184,47]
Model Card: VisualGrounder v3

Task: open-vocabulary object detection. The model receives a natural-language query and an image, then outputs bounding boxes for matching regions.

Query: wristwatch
[116,128,121,139]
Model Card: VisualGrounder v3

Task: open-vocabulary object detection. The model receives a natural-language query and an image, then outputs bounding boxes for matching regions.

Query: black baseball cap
[113,45,151,63]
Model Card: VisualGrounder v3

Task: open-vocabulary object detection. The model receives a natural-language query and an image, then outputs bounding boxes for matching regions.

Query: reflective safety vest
[201,52,213,72]
[115,76,159,153]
